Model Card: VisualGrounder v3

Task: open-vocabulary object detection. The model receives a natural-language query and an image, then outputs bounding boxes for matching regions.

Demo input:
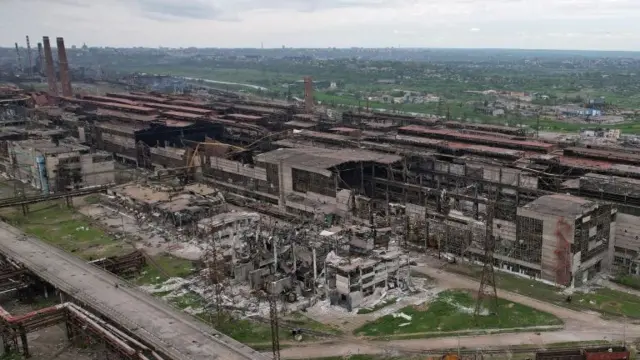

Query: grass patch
[0,201,132,259]
[170,292,205,310]
[613,275,640,291]
[0,199,196,287]
[245,343,292,351]
[357,297,398,314]
[307,356,413,360]
[83,194,102,205]
[354,289,562,337]
[447,264,640,319]
[133,254,196,285]
[197,312,286,344]
[545,340,614,349]
[369,326,561,341]
[0,353,23,360]
[286,312,344,335]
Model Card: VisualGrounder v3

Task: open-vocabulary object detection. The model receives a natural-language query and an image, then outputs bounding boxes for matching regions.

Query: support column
[359,162,364,195]
[474,186,479,220]
[65,316,74,344]
[19,326,28,358]
[278,160,286,211]
[2,329,12,354]
[312,248,317,283]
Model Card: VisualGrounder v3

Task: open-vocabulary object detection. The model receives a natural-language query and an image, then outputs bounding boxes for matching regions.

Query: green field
[354,289,562,337]
[613,275,640,291]
[0,201,132,259]
[134,254,196,285]
[119,63,640,134]
[286,311,344,335]
[448,264,640,319]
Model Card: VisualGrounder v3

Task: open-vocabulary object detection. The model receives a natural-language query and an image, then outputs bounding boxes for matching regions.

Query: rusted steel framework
[89,250,146,277]
[0,302,161,359]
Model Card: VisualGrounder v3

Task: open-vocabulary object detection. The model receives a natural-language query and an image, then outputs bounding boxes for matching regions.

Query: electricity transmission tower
[268,284,281,360]
[474,194,499,320]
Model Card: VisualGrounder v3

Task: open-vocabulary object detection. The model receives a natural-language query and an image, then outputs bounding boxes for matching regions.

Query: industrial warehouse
[0,35,640,360]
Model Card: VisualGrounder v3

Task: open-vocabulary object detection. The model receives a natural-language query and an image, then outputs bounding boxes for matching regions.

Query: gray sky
[2,0,640,50]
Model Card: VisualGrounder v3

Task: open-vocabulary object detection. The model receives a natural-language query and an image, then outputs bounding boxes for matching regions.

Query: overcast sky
[2,0,640,50]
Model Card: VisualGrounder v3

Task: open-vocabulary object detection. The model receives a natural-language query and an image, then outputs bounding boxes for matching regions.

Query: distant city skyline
[2,0,640,51]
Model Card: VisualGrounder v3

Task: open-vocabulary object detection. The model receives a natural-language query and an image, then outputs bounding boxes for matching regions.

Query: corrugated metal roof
[162,111,203,119]
[615,213,640,251]
[255,147,402,174]
[521,194,595,218]
[144,102,212,115]
[399,125,554,151]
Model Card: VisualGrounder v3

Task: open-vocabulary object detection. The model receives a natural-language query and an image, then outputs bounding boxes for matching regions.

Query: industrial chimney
[56,37,73,97]
[42,36,58,96]
[303,76,314,113]
[25,36,33,78]
[37,42,44,75]
[14,43,22,73]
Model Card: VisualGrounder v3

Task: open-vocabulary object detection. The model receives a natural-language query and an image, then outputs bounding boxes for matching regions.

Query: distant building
[424,94,440,103]
[560,107,602,117]
[580,128,620,140]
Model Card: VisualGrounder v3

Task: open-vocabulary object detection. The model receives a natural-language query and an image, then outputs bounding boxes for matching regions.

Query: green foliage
[354,289,562,337]
[286,311,344,335]
[0,353,23,360]
[449,264,640,319]
[0,201,131,259]
[613,275,640,291]
[133,255,196,285]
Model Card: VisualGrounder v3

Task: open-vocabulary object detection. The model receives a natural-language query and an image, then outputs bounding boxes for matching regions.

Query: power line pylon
[474,196,499,320]
[268,284,281,360]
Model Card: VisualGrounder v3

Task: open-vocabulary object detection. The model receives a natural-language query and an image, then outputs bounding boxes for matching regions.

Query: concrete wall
[518,207,575,285]
[335,274,349,294]
[210,157,267,181]
[494,219,516,242]
[9,143,38,187]
[81,153,115,187]
[433,160,538,191]
[102,133,135,148]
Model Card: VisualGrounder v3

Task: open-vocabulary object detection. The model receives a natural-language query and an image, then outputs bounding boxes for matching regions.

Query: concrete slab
[0,222,267,360]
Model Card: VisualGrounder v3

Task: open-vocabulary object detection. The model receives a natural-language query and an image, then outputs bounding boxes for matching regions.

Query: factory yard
[3,77,640,360]
[447,263,640,319]
[353,289,562,338]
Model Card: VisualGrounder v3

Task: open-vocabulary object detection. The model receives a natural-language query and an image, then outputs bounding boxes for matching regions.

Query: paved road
[0,222,267,360]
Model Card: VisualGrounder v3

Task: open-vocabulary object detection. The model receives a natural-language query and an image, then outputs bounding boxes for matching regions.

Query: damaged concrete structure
[2,139,114,192]
[514,194,615,287]
[9,84,640,298]
[325,249,410,311]
[107,182,226,227]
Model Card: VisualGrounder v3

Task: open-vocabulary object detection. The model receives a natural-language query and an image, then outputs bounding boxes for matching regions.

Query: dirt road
[279,329,627,359]
[280,262,639,359]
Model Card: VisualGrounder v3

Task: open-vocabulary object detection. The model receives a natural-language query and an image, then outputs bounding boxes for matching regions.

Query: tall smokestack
[303,76,314,113]
[26,36,33,78]
[42,36,58,96]
[56,37,72,97]
[37,42,44,75]
[14,43,22,73]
